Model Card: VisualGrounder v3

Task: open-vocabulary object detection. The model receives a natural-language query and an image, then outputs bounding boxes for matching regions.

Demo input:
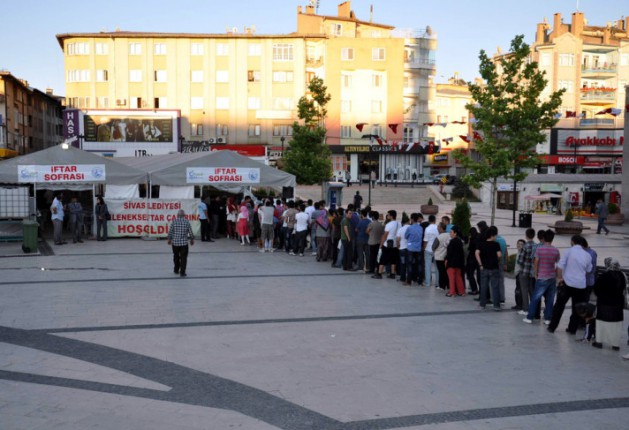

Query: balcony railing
[404,59,436,69]
[582,65,617,74]
[580,87,616,101]
[579,118,615,126]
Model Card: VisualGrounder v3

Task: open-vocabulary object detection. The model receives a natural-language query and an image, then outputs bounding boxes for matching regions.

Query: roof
[308,13,394,30]
[55,31,327,49]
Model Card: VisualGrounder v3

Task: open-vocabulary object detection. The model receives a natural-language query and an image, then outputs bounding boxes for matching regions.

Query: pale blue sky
[0,0,626,96]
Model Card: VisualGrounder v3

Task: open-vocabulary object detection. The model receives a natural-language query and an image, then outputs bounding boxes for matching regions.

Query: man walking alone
[168,209,194,277]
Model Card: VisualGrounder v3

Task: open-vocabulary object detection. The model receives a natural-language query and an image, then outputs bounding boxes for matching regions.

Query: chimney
[338,1,351,19]
[46,88,54,96]
[626,16,629,31]
[571,12,584,37]
[305,5,315,14]
[553,13,564,38]
[536,22,547,44]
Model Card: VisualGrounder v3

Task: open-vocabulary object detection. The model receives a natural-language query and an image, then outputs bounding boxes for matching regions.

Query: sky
[0,0,626,96]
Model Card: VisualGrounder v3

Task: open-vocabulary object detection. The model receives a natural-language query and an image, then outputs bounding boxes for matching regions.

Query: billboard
[84,115,173,143]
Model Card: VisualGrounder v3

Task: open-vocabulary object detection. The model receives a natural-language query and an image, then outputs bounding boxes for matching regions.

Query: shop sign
[557,129,624,154]
[106,199,199,238]
[540,184,562,192]
[569,192,580,205]
[583,183,605,191]
[539,155,585,165]
[433,154,448,163]
[63,109,80,143]
[497,184,520,191]
[343,145,371,153]
[186,167,260,184]
[17,164,106,183]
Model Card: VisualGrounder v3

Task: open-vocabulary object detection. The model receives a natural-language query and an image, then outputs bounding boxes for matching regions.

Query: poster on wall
[106,199,200,238]
[84,115,174,143]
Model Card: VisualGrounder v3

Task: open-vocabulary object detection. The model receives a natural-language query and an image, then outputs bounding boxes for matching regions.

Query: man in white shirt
[547,235,593,334]
[396,215,410,284]
[304,199,316,254]
[371,210,400,279]
[292,204,310,256]
[422,215,439,287]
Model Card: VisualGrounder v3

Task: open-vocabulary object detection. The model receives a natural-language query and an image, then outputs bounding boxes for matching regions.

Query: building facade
[57,1,436,182]
[532,12,628,174]
[0,72,63,159]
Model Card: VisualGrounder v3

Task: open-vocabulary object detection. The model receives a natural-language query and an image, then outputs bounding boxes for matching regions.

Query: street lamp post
[280,135,285,155]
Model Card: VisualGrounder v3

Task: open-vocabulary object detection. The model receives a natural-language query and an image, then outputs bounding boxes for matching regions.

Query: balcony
[581,65,616,78]
[404,59,436,71]
[580,87,616,103]
[579,118,615,126]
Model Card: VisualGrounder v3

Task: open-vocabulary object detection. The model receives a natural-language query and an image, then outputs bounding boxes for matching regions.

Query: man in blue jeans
[475,226,502,310]
[523,230,560,324]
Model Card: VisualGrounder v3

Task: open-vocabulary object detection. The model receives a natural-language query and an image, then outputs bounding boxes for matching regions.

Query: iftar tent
[116,150,296,189]
[0,145,147,186]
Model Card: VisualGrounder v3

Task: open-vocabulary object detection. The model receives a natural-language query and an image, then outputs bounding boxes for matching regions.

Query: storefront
[548,128,623,174]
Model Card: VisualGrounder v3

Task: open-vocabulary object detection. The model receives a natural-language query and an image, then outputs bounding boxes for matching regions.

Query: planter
[606,213,625,225]
[554,220,583,235]
[420,204,439,215]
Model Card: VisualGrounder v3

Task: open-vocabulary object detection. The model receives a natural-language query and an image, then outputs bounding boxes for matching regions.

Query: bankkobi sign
[18,165,106,183]
[186,167,261,184]
[106,199,200,238]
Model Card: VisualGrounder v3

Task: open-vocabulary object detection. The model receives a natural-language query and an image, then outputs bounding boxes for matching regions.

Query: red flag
[459,135,471,143]
[423,122,434,127]
[391,141,398,148]
[626,104,629,112]
[428,141,434,154]
[473,131,483,142]
[388,123,399,134]
[566,111,576,118]
[451,121,466,124]
[356,123,367,132]
[596,108,612,115]
[375,137,383,145]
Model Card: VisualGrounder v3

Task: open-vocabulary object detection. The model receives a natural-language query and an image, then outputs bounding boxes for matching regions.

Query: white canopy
[525,193,563,201]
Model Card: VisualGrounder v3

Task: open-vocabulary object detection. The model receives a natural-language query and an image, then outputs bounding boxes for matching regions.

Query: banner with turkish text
[186,167,260,184]
[18,165,106,183]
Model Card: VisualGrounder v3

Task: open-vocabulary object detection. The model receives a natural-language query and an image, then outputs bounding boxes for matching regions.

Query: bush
[507,254,517,273]
[452,198,471,238]
[564,208,574,222]
[608,202,619,214]
[451,179,474,199]
[428,197,434,205]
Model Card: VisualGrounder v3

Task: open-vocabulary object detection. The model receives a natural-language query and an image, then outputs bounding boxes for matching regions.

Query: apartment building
[57,1,437,182]
[532,12,628,176]
[0,72,63,159]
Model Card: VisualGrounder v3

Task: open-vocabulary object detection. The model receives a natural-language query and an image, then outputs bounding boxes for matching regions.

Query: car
[432,174,456,185]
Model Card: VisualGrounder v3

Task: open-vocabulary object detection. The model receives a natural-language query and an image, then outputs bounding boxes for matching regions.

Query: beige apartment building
[532,12,628,176]
[0,72,64,159]
[57,1,437,182]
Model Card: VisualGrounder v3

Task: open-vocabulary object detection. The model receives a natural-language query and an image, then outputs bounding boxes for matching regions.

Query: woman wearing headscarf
[237,203,251,245]
[592,257,626,351]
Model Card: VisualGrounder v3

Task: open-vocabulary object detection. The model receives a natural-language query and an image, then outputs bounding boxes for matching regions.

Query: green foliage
[564,208,574,222]
[427,197,433,205]
[507,253,517,273]
[452,35,565,225]
[452,198,471,238]
[608,202,619,214]
[284,77,333,184]
[451,179,474,199]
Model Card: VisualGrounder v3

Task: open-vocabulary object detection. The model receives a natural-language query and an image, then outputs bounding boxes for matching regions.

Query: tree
[452,198,471,239]
[452,35,564,226]
[283,76,333,184]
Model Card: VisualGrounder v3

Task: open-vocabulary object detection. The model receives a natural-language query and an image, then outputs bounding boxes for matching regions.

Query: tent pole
[92,184,96,238]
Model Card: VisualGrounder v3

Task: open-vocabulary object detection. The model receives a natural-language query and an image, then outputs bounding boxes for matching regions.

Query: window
[191,124,204,136]
[95,43,109,55]
[216,70,229,83]
[248,97,261,110]
[272,98,292,110]
[558,80,574,93]
[403,127,414,143]
[540,53,551,66]
[216,124,228,136]
[191,97,204,109]
[67,42,89,55]
[620,54,629,67]
[372,124,382,136]
[273,125,292,136]
[559,53,575,66]
[341,100,352,113]
[96,97,109,108]
[372,73,383,88]
[216,97,229,109]
[154,70,167,82]
[191,70,203,82]
[248,70,261,82]
[248,124,261,136]
[95,70,108,82]
[341,73,352,88]
[67,97,90,109]
[216,43,229,56]
[129,97,143,109]
[341,48,354,61]
[330,23,342,36]
[273,44,294,61]
[272,71,293,82]
[191,43,204,55]
[371,100,382,113]
[67,70,90,82]
[154,97,167,108]
[248,44,261,56]
[372,48,385,61]
[154,43,167,55]
[129,70,142,82]
[129,43,142,55]
[340,125,352,138]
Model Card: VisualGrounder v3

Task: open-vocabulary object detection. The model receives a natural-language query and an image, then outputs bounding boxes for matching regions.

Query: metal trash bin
[518,213,532,228]
[22,220,39,253]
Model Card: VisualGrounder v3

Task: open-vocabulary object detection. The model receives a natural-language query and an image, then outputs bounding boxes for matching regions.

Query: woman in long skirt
[592,257,626,350]
[237,205,250,245]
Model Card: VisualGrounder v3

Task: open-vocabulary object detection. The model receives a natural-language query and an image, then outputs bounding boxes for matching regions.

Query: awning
[0,148,19,159]
[525,193,562,201]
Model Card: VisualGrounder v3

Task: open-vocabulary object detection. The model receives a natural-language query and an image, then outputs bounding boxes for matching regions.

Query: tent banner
[106,199,200,238]
[18,164,106,183]
[186,167,260,184]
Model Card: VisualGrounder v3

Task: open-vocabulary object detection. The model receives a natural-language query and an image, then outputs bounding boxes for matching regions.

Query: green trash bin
[22,220,39,253]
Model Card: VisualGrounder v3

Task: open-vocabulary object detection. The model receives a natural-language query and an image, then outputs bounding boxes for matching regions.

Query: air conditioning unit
[116,99,126,106]
[216,137,225,143]
[207,138,216,143]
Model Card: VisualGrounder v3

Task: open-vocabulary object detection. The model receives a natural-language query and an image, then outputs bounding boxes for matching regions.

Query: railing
[580,90,616,101]
[582,65,617,74]
[392,28,437,39]
[404,59,436,69]
[579,118,615,126]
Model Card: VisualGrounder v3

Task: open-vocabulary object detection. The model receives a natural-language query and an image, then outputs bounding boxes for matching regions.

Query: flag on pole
[388,123,399,133]
[610,108,622,116]
[356,123,367,132]
[459,135,471,143]
[406,141,416,151]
